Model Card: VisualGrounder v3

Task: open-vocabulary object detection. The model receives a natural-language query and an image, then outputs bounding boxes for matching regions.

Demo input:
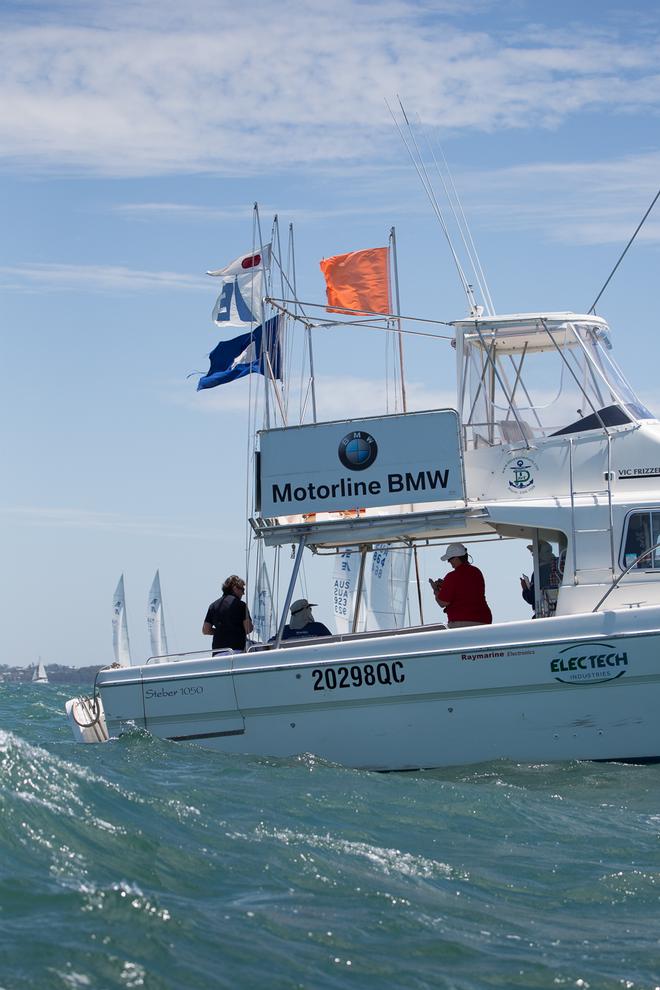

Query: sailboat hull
[87,606,660,769]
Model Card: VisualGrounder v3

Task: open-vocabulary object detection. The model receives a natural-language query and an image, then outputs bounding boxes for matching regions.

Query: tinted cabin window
[552,404,631,437]
[622,511,660,569]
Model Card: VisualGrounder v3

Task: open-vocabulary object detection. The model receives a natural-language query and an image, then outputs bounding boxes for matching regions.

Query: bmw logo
[338,431,378,471]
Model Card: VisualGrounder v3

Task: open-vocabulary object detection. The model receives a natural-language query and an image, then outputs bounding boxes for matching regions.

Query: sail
[32,660,48,683]
[147,570,169,657]
[112,574,132,666]
[252,560,274,643]
[362,546,412,630]
[332,548,368,634]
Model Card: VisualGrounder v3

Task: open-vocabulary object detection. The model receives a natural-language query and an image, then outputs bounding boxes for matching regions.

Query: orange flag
[319,246,390,315]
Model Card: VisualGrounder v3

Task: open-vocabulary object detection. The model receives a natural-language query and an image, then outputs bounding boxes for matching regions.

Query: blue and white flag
[197,316,282,390]
[208,244,271,330]
[211,270,263,329]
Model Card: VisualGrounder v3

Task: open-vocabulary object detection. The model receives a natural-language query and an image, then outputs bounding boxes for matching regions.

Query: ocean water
[1,683,660,990]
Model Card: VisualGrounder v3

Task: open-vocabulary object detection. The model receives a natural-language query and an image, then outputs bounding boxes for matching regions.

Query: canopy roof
[250,505,494,550]
[452,312,610,355]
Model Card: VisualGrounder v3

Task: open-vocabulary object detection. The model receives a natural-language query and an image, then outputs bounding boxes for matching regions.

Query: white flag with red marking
[207,244,271,278]
[208,244,271,329]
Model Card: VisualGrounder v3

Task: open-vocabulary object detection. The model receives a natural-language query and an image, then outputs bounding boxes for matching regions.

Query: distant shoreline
[0,664,104,685]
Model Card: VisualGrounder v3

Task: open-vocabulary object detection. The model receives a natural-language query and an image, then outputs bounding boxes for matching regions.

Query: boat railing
[146,615,499,661]
[145,648,234,665]
[246,621,449,652]
[592,542,660,612]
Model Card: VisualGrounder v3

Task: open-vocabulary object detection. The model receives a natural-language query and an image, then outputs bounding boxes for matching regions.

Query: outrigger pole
[387,98,481,318]
[588,186,660,315]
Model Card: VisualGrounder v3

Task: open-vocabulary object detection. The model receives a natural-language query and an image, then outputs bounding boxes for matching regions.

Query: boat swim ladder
[567,432,615,585]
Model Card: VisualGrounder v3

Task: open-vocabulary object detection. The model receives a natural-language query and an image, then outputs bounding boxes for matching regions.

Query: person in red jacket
[429,543,492,628]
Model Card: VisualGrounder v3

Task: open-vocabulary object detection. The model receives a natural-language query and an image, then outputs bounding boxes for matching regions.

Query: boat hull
[90,607,660,770]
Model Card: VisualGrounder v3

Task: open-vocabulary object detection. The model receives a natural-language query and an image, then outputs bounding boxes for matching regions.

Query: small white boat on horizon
[32,660,48,684]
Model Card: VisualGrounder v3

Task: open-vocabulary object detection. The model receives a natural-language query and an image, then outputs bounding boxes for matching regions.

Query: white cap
[290,598,316,615]
[289,598,316,630]
[441,542,468,561]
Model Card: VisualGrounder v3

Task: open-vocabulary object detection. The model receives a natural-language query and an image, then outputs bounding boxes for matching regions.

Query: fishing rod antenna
[588,186,660,314]
[387,96,492,317]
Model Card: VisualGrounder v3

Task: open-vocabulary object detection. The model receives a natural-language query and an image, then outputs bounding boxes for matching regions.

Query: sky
[2,0,660,667]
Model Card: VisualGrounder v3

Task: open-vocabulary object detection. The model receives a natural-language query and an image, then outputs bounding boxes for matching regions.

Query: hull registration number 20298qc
[311,661,405,691]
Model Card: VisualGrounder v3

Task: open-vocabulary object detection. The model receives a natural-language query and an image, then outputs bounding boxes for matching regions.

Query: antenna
[387,97,489,317]
[588,186,660,314]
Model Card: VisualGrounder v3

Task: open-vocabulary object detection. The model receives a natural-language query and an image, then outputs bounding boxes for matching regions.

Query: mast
[290,222,318,423]
[389,226,424,624]
[254,203,271,429]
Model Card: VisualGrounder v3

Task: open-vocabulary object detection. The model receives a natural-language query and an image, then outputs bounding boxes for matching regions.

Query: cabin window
[621,511,660,569]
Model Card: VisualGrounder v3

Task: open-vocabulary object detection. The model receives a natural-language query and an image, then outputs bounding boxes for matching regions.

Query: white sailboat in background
[331,547,412,633]
[363,546,412,630]
[112,574,132,666]
[332,548,363,634]
[147,570,169,658]
[32,659,48,684]
[252,559,274,643]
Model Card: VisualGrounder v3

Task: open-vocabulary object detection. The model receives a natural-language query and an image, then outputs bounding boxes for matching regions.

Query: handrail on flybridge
[145,648,233,665]
[592,542,660,612]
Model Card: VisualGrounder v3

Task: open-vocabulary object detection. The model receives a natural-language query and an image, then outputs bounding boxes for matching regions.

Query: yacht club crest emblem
[503,455,538,492]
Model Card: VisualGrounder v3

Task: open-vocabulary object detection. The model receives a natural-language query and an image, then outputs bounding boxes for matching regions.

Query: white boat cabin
[252,312,660,632]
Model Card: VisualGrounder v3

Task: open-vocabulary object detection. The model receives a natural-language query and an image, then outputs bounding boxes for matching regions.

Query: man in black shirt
[203,575,253,651]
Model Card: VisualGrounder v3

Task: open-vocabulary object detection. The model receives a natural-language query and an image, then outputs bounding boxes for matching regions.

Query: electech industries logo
[550,642,628,684]
[338,431,378,471]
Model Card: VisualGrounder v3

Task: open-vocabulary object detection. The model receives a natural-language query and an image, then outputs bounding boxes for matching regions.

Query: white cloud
[0,263,203,292]
[441,150,660,246]
[115,200,408,224]
[182,373,455,419]
[0,504,209,539]
[0,1,659,175]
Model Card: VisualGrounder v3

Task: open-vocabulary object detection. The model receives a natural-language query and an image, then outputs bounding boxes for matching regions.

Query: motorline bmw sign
[257,409,464,517]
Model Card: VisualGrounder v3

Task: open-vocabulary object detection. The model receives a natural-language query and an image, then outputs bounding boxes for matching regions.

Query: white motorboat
[67,308,660,768]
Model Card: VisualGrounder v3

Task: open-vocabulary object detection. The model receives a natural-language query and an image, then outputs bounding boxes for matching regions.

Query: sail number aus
[312,661,405,691]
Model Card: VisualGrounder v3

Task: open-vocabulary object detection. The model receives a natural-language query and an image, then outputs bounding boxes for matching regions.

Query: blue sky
[2,0,660,666]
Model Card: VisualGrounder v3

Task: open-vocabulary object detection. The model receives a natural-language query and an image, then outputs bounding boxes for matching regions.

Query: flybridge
[257,410,465,517]
[271,469,451,505]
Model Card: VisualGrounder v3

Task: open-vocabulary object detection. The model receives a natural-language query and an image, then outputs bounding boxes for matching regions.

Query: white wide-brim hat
[441,543,468,561]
